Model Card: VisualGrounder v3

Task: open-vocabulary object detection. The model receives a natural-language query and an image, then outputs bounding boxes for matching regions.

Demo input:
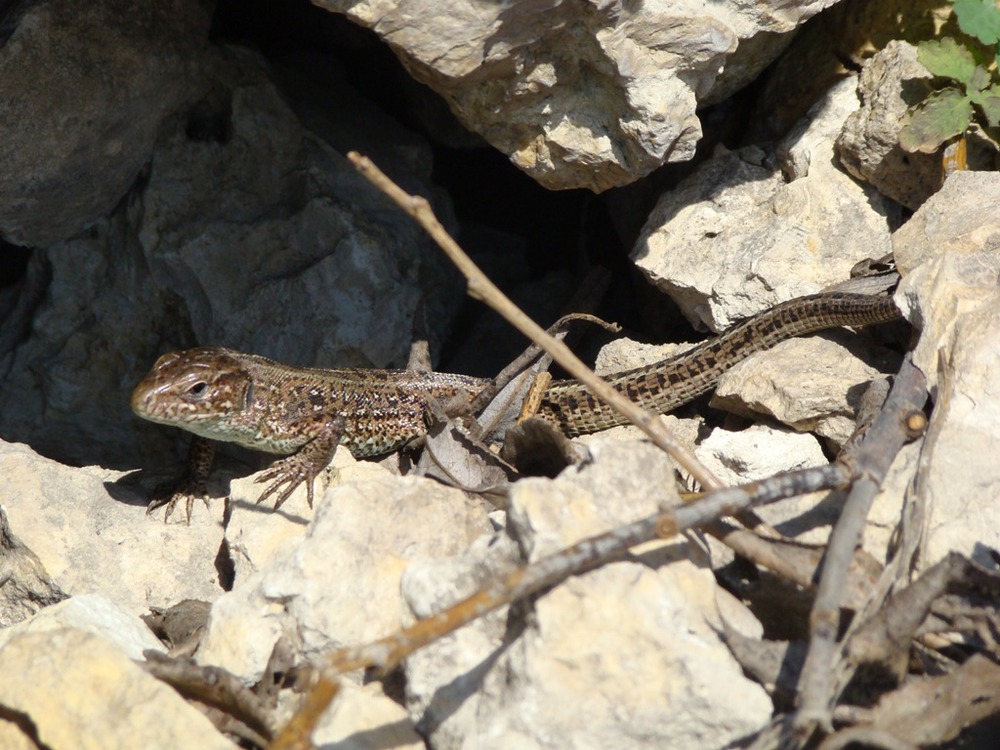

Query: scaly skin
[131,292,901,522]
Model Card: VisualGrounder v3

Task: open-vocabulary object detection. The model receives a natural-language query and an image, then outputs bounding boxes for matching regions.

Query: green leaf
[969,65,994,92]
[972,82,1000,125]
[917,38,976,82]
[954,0,1000,46]
[899,88,975,153]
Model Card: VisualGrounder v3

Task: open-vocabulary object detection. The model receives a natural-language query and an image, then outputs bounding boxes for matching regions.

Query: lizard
[130,291,901,522]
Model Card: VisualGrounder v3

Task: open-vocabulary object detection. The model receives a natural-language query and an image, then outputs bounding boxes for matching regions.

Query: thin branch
[794,354,928,736]
[347,151,724,492]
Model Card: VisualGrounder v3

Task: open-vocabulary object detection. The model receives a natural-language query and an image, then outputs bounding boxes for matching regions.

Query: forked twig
[346,151,724,492]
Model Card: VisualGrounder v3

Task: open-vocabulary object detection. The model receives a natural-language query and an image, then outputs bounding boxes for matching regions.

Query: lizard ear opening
[244,380,254,410]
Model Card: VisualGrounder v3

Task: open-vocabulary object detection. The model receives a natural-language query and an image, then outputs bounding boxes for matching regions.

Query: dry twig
[794,354,928,737]
[268,462,852,749]
[346,151,724,492]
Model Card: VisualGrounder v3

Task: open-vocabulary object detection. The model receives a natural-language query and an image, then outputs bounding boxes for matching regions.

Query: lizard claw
[254,454,318,511]
[146,479,211,525]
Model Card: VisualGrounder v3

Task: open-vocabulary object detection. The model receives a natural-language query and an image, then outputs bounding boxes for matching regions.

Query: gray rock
[0,0,212,245]
[713,333,901,445]
[835,40,943,210]
[634,77,893,331]
[893,172,1000,567]
[403,441,770,749]
[196,469,492,685]
[312,0,844,191]
[0,45,461,470]
[0,439,225,623]
[0,629,238,750]
[0,593,165,660]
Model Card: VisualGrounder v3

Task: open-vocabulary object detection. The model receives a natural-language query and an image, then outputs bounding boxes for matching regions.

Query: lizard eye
[187,382,209,399]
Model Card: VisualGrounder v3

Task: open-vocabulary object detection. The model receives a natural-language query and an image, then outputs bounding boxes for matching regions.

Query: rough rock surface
[633,76,893,332]
[0,629,238,750]
[893,172,1000,567]
[713,333,901,445]
[0,0,212,245]
[196,467,492,685]
[312,0,843,191]
[696,424,834,545]
[835,40,943,211]
[0,439,225,625]
[403,441,770,749]
[0,593,165,660]
[0,44,461,470]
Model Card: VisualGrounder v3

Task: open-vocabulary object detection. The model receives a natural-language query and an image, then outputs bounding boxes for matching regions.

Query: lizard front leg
[146,435,217,524]
[255,414,347,511]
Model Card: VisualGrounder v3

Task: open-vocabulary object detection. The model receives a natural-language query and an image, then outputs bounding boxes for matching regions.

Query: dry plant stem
[143,654,276,743]
[794,354,928,736]
[347,151,723,492]
[268,464,850,749]
[268,676,340,750]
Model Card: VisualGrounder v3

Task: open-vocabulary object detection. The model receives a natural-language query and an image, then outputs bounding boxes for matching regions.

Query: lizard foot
[255,453,323,511]
[254,419,343,511]
[146,479,211,525]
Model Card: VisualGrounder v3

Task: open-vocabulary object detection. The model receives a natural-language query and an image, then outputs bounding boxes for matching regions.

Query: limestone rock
[0,440,225,624]
[0,0,212,245]
[403,441,770,749]
[0,629,237,750]
[835,41,943,210]
[196,472,492,685]
[312,0,843,191]
[222,450,388,584]
[0,593,165,660]
[316,682,423,750]
[634,77,893,332]
[696,424,835,545]
[401,531,524,749]
[712,333,901,445]
[892,171,1000,567]
[0,503,65,627]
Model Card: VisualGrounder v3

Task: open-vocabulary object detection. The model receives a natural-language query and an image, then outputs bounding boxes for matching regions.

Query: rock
[712,333,901,445]
[315,682,423,750]
[0,593,165,660]
[312,0,842,191]
[749,0,947,142]
[835,41,943,210]
[0,0,212,245]
[696,424,827,485]
[0,503,65,627]
[401,531,523,748]
[196,472,492,685]
[696,424,835,545]
[0,439,225,624]
[634,77,894,332]
[403,441,770,749]
[892,171,1000,567]
[0,629,237,750]
[224,449,394,583]
[0,43,462,471]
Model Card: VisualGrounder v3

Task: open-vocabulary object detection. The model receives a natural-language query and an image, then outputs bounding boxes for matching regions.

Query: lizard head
[131,349,253,433]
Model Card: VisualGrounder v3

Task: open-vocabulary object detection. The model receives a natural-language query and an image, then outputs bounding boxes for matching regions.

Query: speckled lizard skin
[131,292,900,521]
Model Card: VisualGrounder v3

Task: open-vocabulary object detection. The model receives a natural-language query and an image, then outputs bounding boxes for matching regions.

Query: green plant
[898,0,1000,154]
